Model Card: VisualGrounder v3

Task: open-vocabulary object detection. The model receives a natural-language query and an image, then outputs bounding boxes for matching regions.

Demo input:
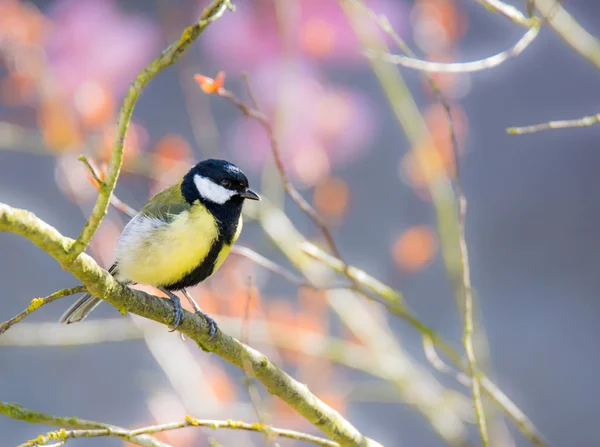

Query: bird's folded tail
[59,264,118,324]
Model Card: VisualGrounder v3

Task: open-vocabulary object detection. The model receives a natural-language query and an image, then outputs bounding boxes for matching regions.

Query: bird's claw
[168,295,184,332]
[196,310,217,340]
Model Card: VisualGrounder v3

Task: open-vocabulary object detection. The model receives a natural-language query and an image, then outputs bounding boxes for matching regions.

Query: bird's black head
[181,159,260,207]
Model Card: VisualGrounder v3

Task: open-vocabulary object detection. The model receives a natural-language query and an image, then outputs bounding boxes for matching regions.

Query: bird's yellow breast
[116,205,223,286]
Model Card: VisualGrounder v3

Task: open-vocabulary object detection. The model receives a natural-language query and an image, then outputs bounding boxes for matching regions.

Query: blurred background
[2,0,600,446]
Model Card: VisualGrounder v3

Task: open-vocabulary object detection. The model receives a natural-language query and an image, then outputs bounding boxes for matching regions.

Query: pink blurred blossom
[200,0,407,70]
[197,0,406,177]
[227,62,377,184]
[45,0,161,99]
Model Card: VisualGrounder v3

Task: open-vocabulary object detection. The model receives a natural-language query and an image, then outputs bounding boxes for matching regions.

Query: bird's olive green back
[140,182,190,221]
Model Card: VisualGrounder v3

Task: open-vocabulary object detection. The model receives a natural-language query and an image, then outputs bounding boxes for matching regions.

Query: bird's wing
[139,182,191,222]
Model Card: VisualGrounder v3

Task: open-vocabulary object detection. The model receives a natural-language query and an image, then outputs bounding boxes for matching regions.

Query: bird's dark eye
[221,179,232,188]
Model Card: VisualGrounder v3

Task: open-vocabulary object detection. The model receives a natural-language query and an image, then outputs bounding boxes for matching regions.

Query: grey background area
[2,1,600,446]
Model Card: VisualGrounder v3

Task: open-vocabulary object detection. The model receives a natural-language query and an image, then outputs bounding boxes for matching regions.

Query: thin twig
[0,286,86,335]
[301,242,404,306]
[216,83,361,293]
[66,0,233,260]
[366,23,540,73]
[507,113,600,134]
[78,155,139,217]
[422,335,470,387]
[472,0,534,27]
[232,246,349,291]
[77,155,104,187]
[241,278,273,446]
[450,55,489,447]
[0,401,167,447]
[5,404,338,447]
[533,0,600,70]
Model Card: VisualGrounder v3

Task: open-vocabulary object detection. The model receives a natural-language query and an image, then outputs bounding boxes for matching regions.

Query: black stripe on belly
[163,237,225,291]
[162,200,242,291]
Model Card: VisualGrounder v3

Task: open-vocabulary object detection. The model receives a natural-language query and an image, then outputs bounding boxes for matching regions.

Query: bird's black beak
[240,189,261,201]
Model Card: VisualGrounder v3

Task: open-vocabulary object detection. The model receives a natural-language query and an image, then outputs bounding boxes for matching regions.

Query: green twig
[533,0,600,71]
[66,0,233,261]
[473,0,534,27]
[366,23,540,73]
[0,401,166,447]
[0,286,86,335]
[456,194,489,446]
[507,113,600,134]
[2,402,337,447]
[0,203,380,447]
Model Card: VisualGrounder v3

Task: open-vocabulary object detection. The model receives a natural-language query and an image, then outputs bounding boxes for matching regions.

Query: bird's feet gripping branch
[160,288,218,338]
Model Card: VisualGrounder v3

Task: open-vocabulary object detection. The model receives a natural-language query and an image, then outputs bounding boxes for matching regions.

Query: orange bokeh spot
[313,176,350,220]
[401,139,451,190]
[186,286,219,315]
[316,93,352,140]
[424,102,467,151]
[205,364,236,404]
[301,18,336,58]
[413,0,467,42]
[224,286,262,319]
[298,287,328,316]
[267,300,304,364]
[153,133,193,169]
[293,142,331,186]
[0,0,48,46]
[392,226,437,272]
[38,100,82,152]
[1,72,35,106]
[75,80,115,129]
[296,311,325,335]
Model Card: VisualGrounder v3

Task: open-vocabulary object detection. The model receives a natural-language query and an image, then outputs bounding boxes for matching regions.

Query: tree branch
[66,0,233,260]
[0,286,85,335]
[366,23,540,73]
[472,0,534,27]
[2,401,337,447]
[0,203,381,447]
[0,401,167,447]
[507,113,600,134]
[533,0,600,71]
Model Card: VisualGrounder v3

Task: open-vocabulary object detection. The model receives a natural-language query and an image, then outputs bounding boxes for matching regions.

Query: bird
[59,159,260,337]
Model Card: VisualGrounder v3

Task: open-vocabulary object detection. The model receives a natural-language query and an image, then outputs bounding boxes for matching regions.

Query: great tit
[59,159,260,336]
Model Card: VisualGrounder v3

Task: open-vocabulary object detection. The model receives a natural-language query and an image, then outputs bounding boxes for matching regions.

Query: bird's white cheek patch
[194,174,236,204]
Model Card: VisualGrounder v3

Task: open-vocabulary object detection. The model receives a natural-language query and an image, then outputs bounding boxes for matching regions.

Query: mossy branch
[1,402,338,447]
[0,203,381,447]
[0,401,166,447]
[66,0,233,260]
